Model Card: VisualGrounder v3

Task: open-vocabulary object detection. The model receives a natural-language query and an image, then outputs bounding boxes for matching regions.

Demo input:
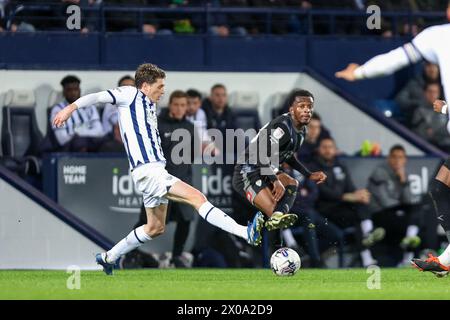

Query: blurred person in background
[99,75,134,153]
[101,75,135,136]
[411,82,450,152]
[186,89,209,148]
[49,75,104,152]
[105,0,168,34]
[157,90,200,267]
[366,145,424,266]
[202,84,236,155]
[395,62,442,126]
[310,137,385,267]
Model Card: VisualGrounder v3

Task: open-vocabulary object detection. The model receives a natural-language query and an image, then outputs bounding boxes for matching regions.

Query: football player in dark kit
[232,89,327,232]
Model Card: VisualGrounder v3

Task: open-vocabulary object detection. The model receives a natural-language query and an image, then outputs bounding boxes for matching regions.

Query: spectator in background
[297,113,331,165]
[411,82,450,152]
[395,62,442,126]
[310,137,385,267]
[204,0,250,36]
[49,75,104,152]
[186,89,208,146]
[0,0,8,32]
[5,0,36,32]
[186,88,220,156]
[366,145,423,266]
[105,0,167,34]
[158,90,200,267]
[202,84,236,155]
[101,75,135,136]
[98,120,125,153]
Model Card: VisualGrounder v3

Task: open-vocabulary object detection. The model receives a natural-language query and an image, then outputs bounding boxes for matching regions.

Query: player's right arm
[53,91,114,128]
[335,26,439,81]
[53,86,134,128]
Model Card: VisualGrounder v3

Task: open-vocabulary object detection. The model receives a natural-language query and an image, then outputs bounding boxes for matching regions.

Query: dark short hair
[320,137,335,145]
[169,90,188,104]
[389,144,406,155]
[135,63,166,89]
[211,83,226,93]
[118,75,134,86]
[287,89,314,107]
[60,75,80,87]
[187,89,202,99]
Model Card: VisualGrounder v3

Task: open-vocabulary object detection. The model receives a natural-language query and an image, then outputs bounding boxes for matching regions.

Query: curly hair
[134,63,166,89]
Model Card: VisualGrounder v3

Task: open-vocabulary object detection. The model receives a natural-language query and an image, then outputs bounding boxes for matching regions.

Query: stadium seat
[266,92,288,119]
[229,91,259,109]
[1,89,43,176]
[233,108,261,147]
[47,90,63,109]
[39,106,60,153]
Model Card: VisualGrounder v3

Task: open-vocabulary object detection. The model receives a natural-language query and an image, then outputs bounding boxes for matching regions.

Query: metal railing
[4,3,447,36]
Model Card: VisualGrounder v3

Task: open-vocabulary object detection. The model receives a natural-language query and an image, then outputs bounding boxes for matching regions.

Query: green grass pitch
[0,268,449,300]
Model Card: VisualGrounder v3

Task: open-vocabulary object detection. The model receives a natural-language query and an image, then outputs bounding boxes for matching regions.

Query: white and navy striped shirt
[51,100,104,146]
[107,86,166,169]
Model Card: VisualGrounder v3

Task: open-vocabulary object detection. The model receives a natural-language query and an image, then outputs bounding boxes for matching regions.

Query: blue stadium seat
[1,90,43,177]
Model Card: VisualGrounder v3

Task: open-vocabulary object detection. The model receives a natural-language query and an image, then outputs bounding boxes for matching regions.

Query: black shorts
[167,201,196,222]
[445,157,450,170]
[232,165,272,204]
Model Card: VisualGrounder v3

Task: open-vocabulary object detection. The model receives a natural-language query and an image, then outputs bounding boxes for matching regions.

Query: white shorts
[131,162,180,208]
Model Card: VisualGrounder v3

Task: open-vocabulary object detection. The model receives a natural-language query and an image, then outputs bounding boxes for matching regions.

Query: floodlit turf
[0,268,449,300]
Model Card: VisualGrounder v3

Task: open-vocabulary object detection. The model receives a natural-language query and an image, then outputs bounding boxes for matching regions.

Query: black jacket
[309,157,356,213]
[158,108,199,183]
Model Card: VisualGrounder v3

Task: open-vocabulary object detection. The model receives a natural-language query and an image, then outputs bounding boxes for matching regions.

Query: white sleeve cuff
[354,67,365,80]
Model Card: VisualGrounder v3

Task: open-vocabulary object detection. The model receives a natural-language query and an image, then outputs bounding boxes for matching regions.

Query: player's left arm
[285,156,327,184]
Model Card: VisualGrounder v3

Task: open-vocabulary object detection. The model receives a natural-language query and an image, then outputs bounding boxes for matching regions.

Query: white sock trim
[135,225,152,242]
[198,201,215,221]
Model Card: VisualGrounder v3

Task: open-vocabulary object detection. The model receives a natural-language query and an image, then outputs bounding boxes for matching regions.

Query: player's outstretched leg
[412,162,450,277]
[96,204,167,275]
[167,180,264,246]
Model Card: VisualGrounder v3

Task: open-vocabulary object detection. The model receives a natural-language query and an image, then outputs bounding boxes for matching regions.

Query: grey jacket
[367,163,419,214]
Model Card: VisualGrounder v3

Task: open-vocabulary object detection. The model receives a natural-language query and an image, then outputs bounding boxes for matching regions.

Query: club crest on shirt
[272,127,285,140]
[146,108,157,127]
